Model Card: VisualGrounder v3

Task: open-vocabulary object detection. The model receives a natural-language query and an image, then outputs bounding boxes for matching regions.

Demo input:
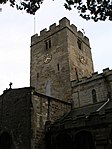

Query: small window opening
[45,39,51,50]
[45,41,48,50]
[37,73,39,77]
[37,73,39,81]
[77,39,82,50]
[57,64,60,71]
[92,89,97,103]
[49,40,51,48]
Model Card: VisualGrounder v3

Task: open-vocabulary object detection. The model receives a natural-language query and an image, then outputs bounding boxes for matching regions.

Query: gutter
[96,98,110,112]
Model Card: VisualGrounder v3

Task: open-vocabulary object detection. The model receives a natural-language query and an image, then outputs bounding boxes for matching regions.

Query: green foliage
[0,0,44,14]
[0,0,112,21]
[65,0,112,21]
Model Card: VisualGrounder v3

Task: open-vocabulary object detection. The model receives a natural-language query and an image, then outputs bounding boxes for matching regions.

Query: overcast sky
[0,0,112,94]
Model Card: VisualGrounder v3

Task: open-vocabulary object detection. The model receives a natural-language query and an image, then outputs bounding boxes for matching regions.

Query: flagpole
[34,16,36,34]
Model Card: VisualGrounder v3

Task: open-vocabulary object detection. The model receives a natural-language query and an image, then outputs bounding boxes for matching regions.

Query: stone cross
[9,82,12,89]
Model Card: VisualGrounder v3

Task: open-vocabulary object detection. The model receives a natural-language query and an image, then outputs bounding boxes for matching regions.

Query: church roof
[51,99,112,131]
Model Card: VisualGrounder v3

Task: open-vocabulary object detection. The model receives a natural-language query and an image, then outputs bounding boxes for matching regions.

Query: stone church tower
[0,17,112,149]
[30,17,94,101]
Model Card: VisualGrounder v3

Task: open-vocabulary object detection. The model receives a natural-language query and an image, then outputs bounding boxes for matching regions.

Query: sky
[0,0,112,94]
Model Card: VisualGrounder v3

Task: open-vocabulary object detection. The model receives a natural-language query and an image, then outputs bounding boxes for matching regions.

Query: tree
[0,0,43,14]
[64,0,112,21]
[0,0,112,21]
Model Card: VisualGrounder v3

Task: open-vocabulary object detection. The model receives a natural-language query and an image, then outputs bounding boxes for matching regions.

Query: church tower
[30,18,94,101]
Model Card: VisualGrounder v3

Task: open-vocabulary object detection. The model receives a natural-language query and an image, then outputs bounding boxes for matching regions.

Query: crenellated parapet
[71,68,112,87]
[31,17,90,46]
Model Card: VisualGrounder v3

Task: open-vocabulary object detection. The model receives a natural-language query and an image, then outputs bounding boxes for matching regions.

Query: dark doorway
[0,132,12,149]
[74,130,95,149]
[56,133,73,149]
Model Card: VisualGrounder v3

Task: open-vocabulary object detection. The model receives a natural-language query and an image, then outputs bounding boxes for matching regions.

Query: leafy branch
[0,0,112,21]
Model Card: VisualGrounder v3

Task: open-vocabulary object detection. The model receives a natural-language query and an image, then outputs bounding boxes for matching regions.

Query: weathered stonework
[0,87,32,149]
[30,17,94,102]
[31,91,71,149]
[0,17,112,149]
[0,87,71,149]
[72,68,112,107]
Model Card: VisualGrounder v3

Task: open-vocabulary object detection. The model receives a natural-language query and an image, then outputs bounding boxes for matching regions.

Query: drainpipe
[47,97,50,121]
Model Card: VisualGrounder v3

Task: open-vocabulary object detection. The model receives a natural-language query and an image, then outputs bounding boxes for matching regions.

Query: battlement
[71,68,112,87]
[31,17,90,46]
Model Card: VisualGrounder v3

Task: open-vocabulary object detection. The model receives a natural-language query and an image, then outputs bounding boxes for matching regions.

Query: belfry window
[45,42,48,50]
[77,39,82,50]
[49,40,51,48]
[92,89,97,103]
[45,39,51,50]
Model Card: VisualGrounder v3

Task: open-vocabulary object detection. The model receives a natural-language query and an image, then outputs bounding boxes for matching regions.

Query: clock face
[44,54,52,64]
[80,56,86,64]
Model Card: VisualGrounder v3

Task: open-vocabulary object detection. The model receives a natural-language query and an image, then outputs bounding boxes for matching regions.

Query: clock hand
[47,57,51,60]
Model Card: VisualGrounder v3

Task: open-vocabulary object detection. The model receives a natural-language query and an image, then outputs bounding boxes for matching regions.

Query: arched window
[74,130,95,149]
[92,89,97,103]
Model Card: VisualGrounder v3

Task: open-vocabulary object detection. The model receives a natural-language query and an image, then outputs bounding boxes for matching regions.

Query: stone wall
[66,21,94,81]
[0,87,71,149]
[72,68,112,107]
[31,18,90,46]
[51,111,112,149]
[30,19,71,101]
[30,17,93,102]
[0,87,32,149]
[31,91,71,149]
[50,97,112,149]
